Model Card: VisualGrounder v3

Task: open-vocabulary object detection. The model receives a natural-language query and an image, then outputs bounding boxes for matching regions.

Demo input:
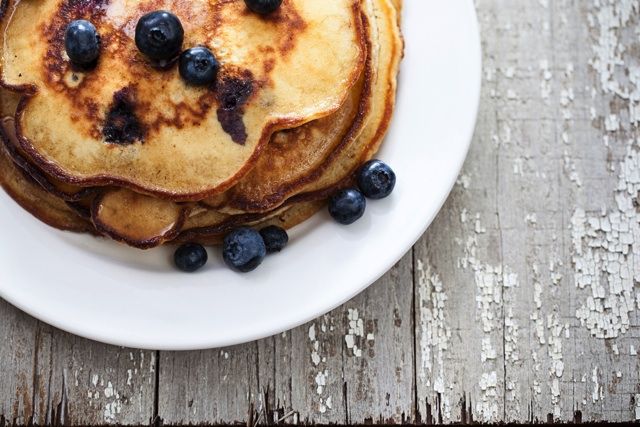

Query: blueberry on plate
[244,0,283,15]
[223,228,267,273]
[65,20,101,65]
[260,226,289,253]
[179,47,220,86]
[329,188,366,225]
[174,243,208,273]
[135,11,184,61]
[357,160,396,199]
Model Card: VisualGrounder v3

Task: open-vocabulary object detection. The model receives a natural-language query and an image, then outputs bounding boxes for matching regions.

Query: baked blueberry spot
[103,88,145,144]
[216,73,254,145]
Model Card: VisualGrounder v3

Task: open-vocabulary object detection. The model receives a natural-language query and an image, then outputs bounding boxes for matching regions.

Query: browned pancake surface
[1,0,366,200]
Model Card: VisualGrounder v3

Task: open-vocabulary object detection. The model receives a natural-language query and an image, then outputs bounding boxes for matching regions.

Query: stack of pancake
[0,0,402,249]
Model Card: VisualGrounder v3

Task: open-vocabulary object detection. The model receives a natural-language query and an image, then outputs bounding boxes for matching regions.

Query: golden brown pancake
[203,4,376,214]
[92,188,188,249]
[0,0,403,249]
[175,0,407,244]
[177,200,325,245]
[204,70,371,214]
[0,87,20,118]
[203,0,401,214]
[285,0,403,203]
[0,117,97,201]
[390,0,402,17]
[1,0,366,200]
[0,134,92,233]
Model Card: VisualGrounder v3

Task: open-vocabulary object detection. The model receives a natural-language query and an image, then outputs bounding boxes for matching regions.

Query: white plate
[0,0,481,350]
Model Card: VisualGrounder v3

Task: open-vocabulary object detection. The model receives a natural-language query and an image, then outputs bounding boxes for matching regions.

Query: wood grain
[2,0,640,424]
[0,301,156,425]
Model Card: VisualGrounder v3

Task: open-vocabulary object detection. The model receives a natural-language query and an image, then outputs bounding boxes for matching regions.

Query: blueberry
[174,243,208,272]
[244,0,282,15]
[223,228,267,273]
[357,160,396,199]
[179,47,220,86]
[135,11,184,61]
[65,20,101,65]
[329,188,366,225]
[260,226,289,253]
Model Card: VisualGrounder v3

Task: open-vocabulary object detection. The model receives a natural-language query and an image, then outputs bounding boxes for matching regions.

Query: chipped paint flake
[591,367,601,403]
[315,370,328,395]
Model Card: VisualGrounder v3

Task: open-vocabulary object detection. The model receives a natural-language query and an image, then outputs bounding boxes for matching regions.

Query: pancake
[0,82,93,231]
[203,0,401,213]
[91,188,188,249]
[203,2,376,214]
[1,0,366,200]
[390,0,402,18]
[110,0,385,248]
[0,0,403,250]
[204,65,372,214]
[0,117,97,201]
[0,132,92,233]
[177,200,325,245]
[0,87,20,118]
[286,0,402,203]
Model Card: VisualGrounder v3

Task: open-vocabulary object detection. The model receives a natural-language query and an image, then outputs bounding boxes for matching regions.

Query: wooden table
[2,1,640,425]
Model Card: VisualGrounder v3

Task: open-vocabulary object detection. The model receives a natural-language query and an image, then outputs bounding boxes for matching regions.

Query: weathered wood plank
[0,300,37,426]
[158,343,259,424]
[412,0,640,424]
[286,311,347,425]
[340,252,415,424]
[0,301,156,426]
[29,326,156,425]
[414,130,506,423]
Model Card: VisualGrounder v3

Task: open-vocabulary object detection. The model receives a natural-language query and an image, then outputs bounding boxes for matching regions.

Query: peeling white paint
[563,150,582,187]
[589,0,640,126]
[457,174,471,189]
[540,59,552,102]
[571,139,640,338]
[459,213,521,422]
[524,213,537,226]
[416,259,450,395]
[307,315,335,414]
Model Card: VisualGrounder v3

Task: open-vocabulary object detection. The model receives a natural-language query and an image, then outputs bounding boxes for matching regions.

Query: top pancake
[0,0,365,200]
